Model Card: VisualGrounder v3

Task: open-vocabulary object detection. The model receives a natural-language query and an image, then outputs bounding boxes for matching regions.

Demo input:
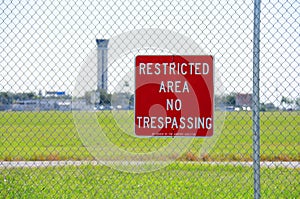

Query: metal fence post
[253,0,261,198]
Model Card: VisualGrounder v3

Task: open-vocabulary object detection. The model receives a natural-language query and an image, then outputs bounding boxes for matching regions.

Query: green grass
[0,111,90,161]
[0,111,299,161]
[0,163,299,198]
[0,111,299,198]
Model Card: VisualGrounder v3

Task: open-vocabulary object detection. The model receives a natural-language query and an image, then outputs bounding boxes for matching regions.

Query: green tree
[225,93,236,106]
[129,94,134,106]
[280,96,293,106]
[99,89,112,105]
[295,98,300,106]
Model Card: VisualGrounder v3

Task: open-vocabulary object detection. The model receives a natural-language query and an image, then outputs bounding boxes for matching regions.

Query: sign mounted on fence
[135,55,214,137]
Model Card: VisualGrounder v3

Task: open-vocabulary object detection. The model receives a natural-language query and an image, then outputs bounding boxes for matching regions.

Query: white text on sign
[138,62,210,75]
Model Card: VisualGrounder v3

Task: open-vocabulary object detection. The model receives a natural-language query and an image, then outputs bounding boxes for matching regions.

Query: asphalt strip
[0,161,299,169]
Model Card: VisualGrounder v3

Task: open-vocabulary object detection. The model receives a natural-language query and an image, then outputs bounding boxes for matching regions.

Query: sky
[0,0,299,106]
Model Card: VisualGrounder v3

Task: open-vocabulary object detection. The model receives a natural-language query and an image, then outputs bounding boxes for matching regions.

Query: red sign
[135,55,214,137]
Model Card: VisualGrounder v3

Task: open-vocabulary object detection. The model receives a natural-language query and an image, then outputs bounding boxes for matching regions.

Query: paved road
[1,160,299,169]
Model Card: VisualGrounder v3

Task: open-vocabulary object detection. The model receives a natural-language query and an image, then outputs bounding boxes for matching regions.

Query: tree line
[0,92,38,105]
[1,91,299,111]
[0,91,71,105]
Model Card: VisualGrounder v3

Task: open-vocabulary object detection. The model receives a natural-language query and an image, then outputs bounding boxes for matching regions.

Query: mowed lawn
[0,163,299,198]
[0,111,299,198]
[0,111,299,161]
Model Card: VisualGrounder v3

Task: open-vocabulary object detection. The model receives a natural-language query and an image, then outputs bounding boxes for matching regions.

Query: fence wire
[0,0,299,198]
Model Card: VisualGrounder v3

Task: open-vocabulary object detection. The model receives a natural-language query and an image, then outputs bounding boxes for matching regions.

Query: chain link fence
[0,0,299,198]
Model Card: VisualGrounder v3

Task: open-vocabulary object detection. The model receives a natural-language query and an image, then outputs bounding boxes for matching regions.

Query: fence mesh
[0,0,299,198]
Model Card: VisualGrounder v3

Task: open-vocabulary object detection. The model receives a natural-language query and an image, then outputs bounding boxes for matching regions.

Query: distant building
[45,91,66,97]
[12,99,72,111]
[12,100,39,111]
[0,104,10,111]
[96,39,109,92]
[235,93,252,108]
[112,92,130,110]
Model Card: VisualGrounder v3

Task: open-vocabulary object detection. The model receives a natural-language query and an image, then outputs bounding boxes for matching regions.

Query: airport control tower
[96,39,109,92]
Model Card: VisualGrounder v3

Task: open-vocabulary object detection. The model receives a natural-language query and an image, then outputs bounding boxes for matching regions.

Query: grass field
[0,163,299,198]
[0,111,299,161]
[0,111,299,198]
